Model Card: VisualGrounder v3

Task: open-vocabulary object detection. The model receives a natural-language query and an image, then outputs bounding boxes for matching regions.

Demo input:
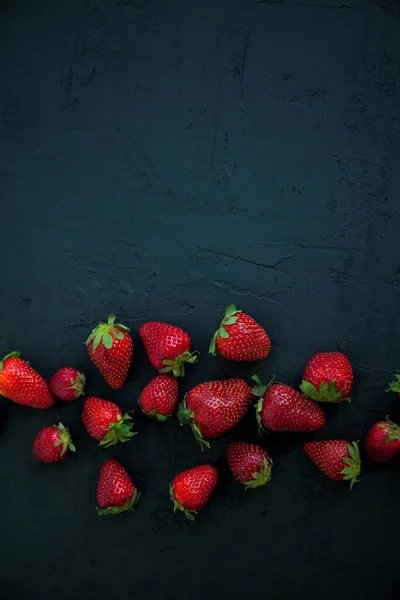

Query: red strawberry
[178,378,254,449]
[226,442,272,488]
[33,423,76,463]
[169,465,218,520]
[139,321,198,377]
[85,313,132,389]
[252,376,325,432]
[303,440,361,488]
[138,374,178,421]
[82,396,135,447]
[96,459,140,515]
[387,372,400,399]
[300,351,353,403]
[209,304,271,361]
[0,351,55,409]
[365,416,400,463]
[50,367,86,401]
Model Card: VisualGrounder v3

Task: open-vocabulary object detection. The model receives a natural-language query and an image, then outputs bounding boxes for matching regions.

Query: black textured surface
[1,1,400,599]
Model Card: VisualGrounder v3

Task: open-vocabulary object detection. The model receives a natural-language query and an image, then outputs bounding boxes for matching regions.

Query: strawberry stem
[177,398,210,450]
[55,423,76,456]
[387,372,400,393]
[244,457,273,489]
[68,371,86,398]
[0,350,20,372]
[97,488,141,516]
[159,351,199,378]
[85,314,130,351]
[99,413,136,448]
[299,379,350,403]
[208,304,242,356]
[378,416,400,444]
[341,441,361,489]
[169,484,197,521]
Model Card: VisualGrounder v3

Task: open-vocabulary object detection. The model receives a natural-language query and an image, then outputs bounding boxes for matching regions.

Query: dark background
[1,0,400,598]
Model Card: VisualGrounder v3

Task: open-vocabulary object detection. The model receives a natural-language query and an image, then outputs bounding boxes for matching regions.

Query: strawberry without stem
[303,440,361,488]
[300,352,353,403]
[209,304,271,361]
[50,367,86,401]
[365,417,400,463]
[97,459,140,516]
[86,314,132,389]
[139,321,198,377]
[82,396,135,447]
[0,351,55,409]
[169,465,218,520]
[33,423,76,463]
[227,442,272,488]
[138,374,178,421]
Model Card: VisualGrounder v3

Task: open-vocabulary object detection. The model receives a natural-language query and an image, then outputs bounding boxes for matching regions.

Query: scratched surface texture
[1,0,400,598]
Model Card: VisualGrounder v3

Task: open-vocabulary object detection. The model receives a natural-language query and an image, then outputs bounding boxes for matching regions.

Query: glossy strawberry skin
[226,442,272,487]
[50,368,86,401]
[139,374,178,420]
[33,423,75,463]
[258,383,325,432]
[303,440,361,488]
[0,351,55,409]
[96,459,140,515]
[81,396,135,447]
[170,465,218,516]
[138,322,197,376]
[300,352,353,403]
[365,419,400,463]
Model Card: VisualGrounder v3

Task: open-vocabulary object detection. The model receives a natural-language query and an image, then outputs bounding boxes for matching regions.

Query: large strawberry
[97,459,140,515]
[365,417,400,463]
[178,378,254,449]
[139,321,198,377]
[33,423,76,463]
[138,374,178,421]
[300,351,353,403]
[209,304,271,361]
[0,351,55,409]
[226,442,272,488]
[82,396,135,447]
[303,440,361,488]
[387,372,400,398]
[50,367,86,401]
[85,313,132,389]
[252,376,325,432]
[169,465,218,520]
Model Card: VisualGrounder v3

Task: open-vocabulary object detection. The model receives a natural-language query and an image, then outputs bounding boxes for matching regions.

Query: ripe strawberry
[96,459,140,515]
[50,367,86,401]
[303,440,361,488]
[300,351,353,403]
[387,372,400,398]
[33,423,76,463]
[138,374,178,421]
[226,442,272,488]
[178,378,254,449]
[209,304,271,361]
[252,376,325,432]
[139,321,198,377]
[365,416,400,463]
[0,351,55,409]
[82,396,135,447]
[169,465,218,520]
[85,313,132,389]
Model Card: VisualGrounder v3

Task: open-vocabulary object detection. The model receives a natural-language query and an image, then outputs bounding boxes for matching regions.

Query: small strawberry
[209,304,271,361]
[226,442,272,488]
[33,423,76,463]
[365,416,400,463]
[252,376,325,432]
[169,465,218,520]
[303,440,361,488]
[139,321,198,377]
[0,351,55,409]
[50,367,86,401]
[97,459,140,515]
[300,351,353,403]
[85,313,132,389]
[178,378,254,449]
[387,372,400,398]
[138,374,178,421]
[82,396,135,447]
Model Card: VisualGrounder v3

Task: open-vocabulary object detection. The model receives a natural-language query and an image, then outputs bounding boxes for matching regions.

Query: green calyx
[54,423,76,456]
[137,397,170,422]
[341,442,361,489]
[244,457,273,489]
[159,350,199,378]
[251,375,275,435]
[69,371,86,398]
[97,488,141,516]
[378,415,400,444]
[387,372,400,394]
[169,484,197,521]
[299,380,350,403]
[177,396,210,451]
[0,351,20,372]
[208,304,242,356]
[99,413,136,448]
[85,313,129,351]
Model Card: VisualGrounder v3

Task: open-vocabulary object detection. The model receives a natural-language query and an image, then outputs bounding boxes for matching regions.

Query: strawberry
[209,304,271,361]
[226,442,272,488]
[252,376,325,432]
[365,416,400,463]
[50,367,86,401]
[303,440,361,488]
[96,459,140,515]
[178,378,254,449]
[139,321,198,377]
[387,372,400,398]
[82,396,135,447]
[0,351,55,409]
[169,465,218,520]
[85,313,132,389]
[138,374,178,421]
[33,423,76,463]
[300,351,353,403]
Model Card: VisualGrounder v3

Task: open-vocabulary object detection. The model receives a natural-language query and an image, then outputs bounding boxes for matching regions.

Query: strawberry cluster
[1,306,399,519]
